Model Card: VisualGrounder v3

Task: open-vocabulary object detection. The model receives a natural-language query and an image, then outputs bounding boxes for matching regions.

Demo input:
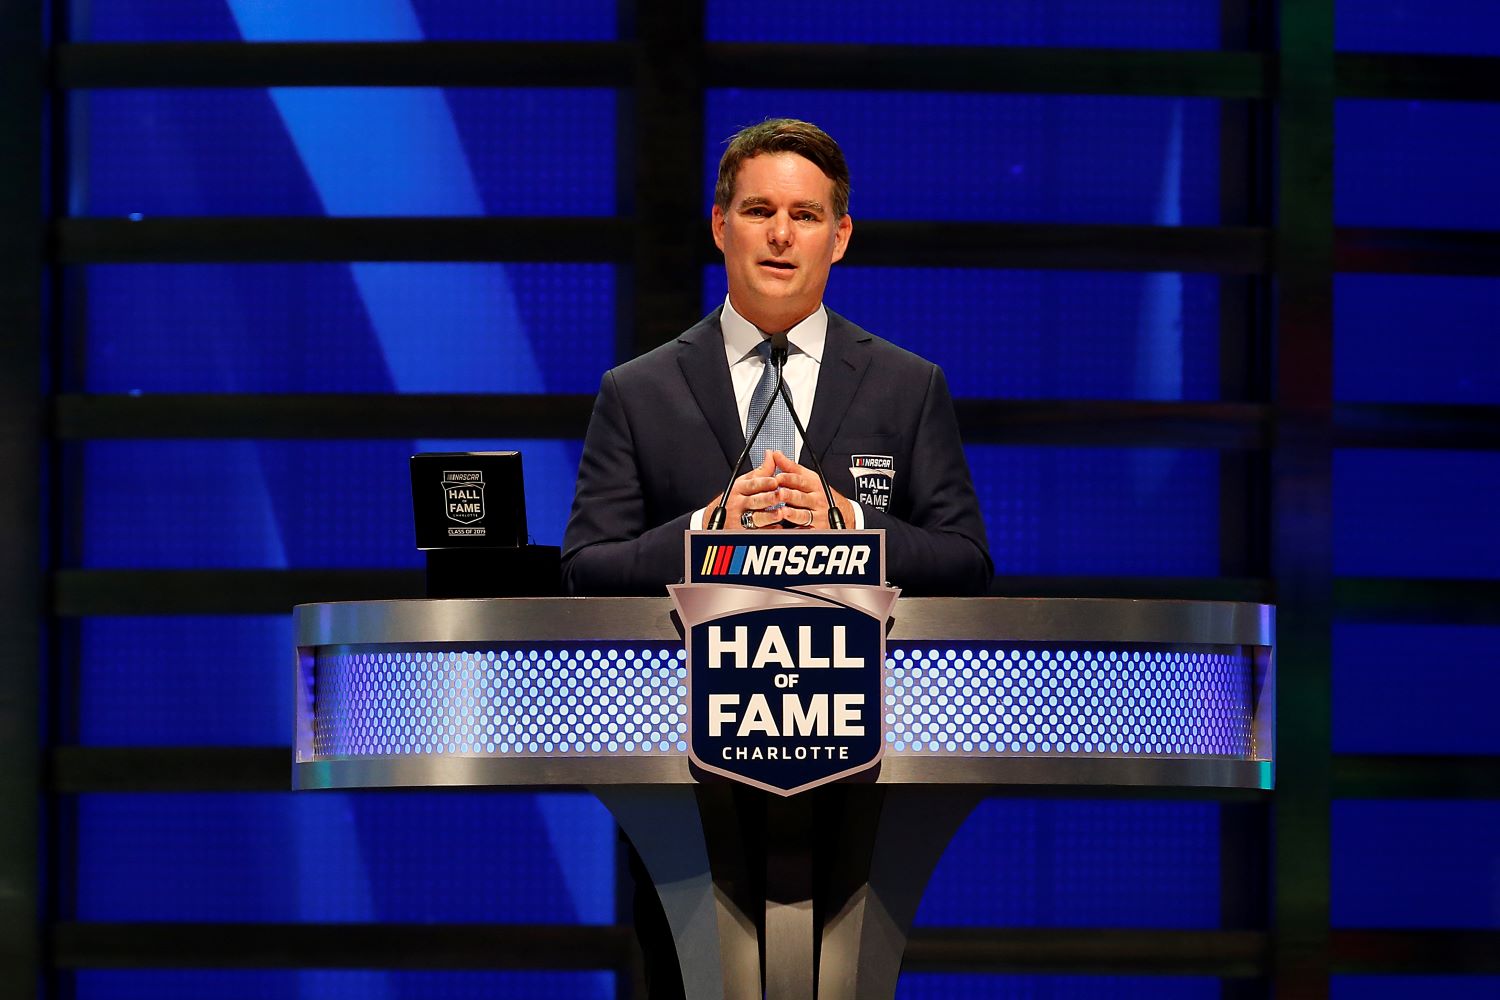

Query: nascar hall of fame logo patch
[442,470,487,537]
[669,530,899,796]
[849,454,895,512]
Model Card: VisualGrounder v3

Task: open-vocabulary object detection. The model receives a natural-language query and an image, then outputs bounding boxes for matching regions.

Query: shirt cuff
[848,500,865,530]
[691,507,707,530]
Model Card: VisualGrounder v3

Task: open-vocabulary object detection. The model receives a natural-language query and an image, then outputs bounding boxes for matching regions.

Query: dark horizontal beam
[841,223,1269,273]
[59,571,1500,619]
[704,45,1270,97]
[1338,53,1500,103]
[55,217,634,264]
[1331,930,1500,974]
[52,922,633,970]
[51,920,1499,974]
[1334,403,1500,451]
[52,395,1500,452]
[54,41,635,88]
[56,42,1267,97]
[62,219,1500,278]
[905,928,1265,976]
[53,747,290,793]
[53,569,424,616]
[988,576,1272,602]
[958,401,1268,448]
[52,569,1271,615]
[57,217,1270,272]
[55,395,1268,447]
[1334,578,1500,626]
[1333,755,1500,799]
[55,393,596,440]
[53,43,1500,104]
[1337,227,1500,277]
[52,746,1267,799]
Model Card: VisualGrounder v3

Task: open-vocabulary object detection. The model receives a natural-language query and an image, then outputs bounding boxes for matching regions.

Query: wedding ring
[741,511,757,530]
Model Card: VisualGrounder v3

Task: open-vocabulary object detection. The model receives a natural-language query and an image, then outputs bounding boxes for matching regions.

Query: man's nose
[768,213,792,249]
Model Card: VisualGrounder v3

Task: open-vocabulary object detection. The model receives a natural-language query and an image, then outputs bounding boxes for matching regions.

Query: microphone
[706,333,790,530]
[773,367,846,530]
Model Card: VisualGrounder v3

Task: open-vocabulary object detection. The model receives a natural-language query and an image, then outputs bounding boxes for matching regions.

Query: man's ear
[831,213,853,263]
[711,204,727,252]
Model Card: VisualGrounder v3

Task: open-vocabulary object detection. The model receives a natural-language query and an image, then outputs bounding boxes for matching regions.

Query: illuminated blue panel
[885,646,1250,756]
[703,267,1220,400]
[897,976,1218,999]
[76,971,616,1000]
[79,88,616,217]
[1335,275,1500,405]
[969,446,1220,576]
[74,0,617,41]
[710,0,1218,47]
[1336,100,1500,230]
[918,800,1220,928]
[1332,801,1500,928]
[80,438,583,567]
[84,263,614,394]
[1333,977,1500,1000]
[706,92,1220,224]
[1337,0,1500,56]
[308,642,1252,759]
[1334,450,1500,579]
[1334,624,1500,754]
[314,645,689,757]
[79,616,292,746]
[76,792,615,924]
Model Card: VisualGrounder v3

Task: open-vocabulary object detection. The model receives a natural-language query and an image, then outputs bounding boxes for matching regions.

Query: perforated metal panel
[884,646,1251,756]
[311,642,1255,760]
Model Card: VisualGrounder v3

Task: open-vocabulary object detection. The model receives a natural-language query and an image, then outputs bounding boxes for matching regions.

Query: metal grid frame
[0,0,1495,997]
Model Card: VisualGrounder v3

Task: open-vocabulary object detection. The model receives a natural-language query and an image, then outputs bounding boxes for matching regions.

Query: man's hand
[770,450,856,529]
[709,450,787,530]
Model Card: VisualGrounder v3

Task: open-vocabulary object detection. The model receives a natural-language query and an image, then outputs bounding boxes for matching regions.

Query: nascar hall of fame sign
[668,530,899,796]
[443,470,486,537]
[849,454,895,512]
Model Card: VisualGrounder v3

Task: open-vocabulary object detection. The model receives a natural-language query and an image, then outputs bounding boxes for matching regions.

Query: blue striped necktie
[744,339,796,463]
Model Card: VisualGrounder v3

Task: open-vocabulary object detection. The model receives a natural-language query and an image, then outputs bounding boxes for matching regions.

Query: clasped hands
[714,449,855,530]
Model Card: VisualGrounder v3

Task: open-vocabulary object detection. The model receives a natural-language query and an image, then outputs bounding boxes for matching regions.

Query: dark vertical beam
[1270,2,1336,998]
[625,0,705,360]
[0,1,48,997]
[1219,10,1273,996]
[1220,9,1273,992]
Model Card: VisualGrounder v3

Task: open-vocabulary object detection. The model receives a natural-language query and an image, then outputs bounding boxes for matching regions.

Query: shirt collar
[720,296,827,366]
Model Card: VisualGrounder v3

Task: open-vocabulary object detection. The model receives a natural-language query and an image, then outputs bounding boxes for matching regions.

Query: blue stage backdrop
[62,1,1500,998]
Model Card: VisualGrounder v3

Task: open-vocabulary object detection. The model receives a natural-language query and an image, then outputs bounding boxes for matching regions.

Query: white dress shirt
[692,296,864,529]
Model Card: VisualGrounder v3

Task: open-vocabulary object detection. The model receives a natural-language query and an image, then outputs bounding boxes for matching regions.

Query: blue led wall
[59,0,1500,997]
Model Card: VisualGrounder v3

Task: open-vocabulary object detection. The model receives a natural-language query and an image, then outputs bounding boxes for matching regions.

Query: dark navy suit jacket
[561,308,992,596]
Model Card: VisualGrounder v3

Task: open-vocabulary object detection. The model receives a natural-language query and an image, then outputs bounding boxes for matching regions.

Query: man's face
[711,152,852,333]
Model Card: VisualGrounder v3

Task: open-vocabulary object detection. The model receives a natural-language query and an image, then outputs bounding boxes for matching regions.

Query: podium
[294,596,1274,1000]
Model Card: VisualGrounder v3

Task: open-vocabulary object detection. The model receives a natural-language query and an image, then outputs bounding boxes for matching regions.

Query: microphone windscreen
[770,331,789,362]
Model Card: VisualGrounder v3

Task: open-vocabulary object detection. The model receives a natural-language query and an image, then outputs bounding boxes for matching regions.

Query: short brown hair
[713,118,850,218]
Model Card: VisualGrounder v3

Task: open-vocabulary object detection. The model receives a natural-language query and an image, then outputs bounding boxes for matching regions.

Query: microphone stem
[706,351,788,530]
[776,381,846,529]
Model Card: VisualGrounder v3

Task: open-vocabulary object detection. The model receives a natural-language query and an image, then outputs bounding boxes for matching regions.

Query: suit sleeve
[561,370,694,595]
[861,364,992,595]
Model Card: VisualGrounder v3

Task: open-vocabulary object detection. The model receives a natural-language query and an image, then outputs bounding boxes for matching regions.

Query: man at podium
[563,117,991,597]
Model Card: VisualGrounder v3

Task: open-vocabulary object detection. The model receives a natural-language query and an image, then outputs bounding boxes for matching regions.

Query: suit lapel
[676,311,747,473]
[802,309,872,464]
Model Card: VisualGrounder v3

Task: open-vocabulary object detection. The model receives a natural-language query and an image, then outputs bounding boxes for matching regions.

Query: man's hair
[713,118,850,219]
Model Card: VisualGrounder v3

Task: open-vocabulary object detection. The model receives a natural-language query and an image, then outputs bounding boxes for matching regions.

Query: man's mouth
[759,260,796,271]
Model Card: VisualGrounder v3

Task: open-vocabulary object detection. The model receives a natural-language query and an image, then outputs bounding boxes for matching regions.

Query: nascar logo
[699,543,873,577]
